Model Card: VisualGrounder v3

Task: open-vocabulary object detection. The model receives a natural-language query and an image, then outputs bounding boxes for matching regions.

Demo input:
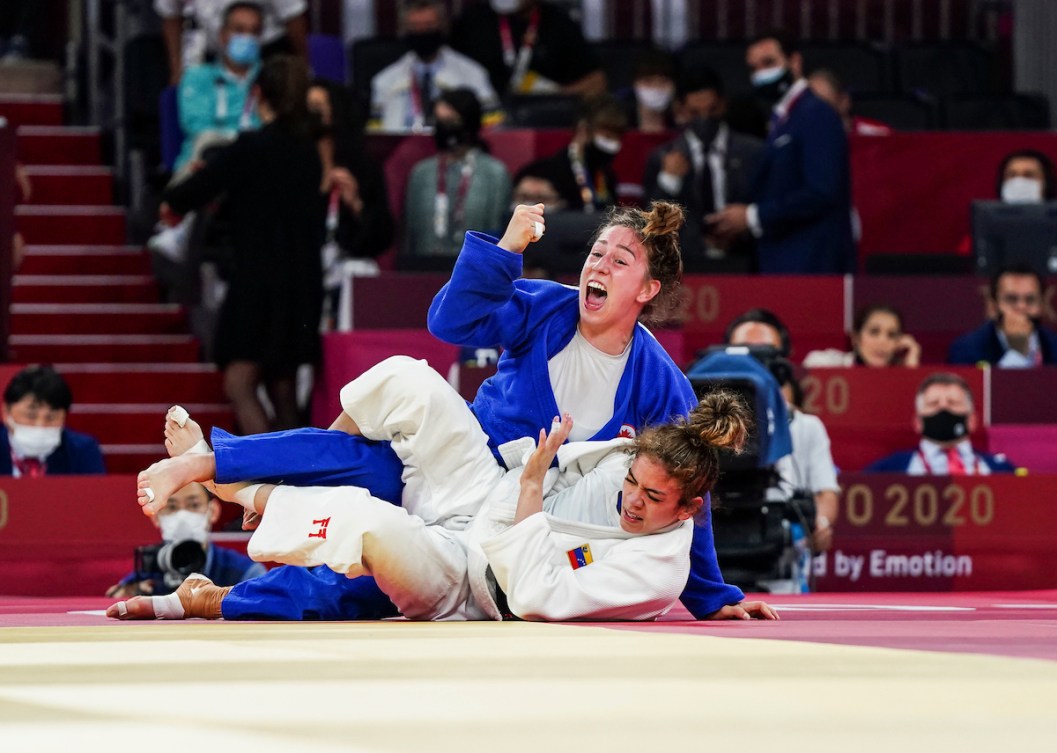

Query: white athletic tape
[153,592,185,620]
[532,221,544,241]
[169,405,189,427]
[233,483,264,512]
[143,487,155,505]
[116,601,128,617]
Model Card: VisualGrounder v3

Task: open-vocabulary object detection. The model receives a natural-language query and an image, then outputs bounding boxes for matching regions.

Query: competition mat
[2,591,1055,751]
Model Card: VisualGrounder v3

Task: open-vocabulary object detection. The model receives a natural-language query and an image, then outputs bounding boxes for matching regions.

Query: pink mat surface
[4,592,1056,662]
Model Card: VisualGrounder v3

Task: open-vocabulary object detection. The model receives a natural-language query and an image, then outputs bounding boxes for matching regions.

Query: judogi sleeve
[481,514,692,621]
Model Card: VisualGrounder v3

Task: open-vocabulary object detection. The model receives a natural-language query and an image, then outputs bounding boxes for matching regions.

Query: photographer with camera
[106,481,265,598]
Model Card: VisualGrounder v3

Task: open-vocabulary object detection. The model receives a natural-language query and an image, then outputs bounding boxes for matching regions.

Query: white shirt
[907,439,990,475]
[656,122,731,211]
[771,410,840,501]
[996,328,1042,368]
[548,328,631,442]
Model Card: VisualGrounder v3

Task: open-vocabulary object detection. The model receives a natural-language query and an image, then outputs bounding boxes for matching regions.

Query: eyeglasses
[999,293,1041,306]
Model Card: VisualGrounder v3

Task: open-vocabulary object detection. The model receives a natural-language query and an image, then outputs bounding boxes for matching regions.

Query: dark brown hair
[593,200,685,325]
[632,389,751,509]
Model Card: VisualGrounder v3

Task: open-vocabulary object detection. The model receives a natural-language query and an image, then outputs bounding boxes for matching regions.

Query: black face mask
[921,410,970,443]
[753,68,795,105]
[433,119,468,151]
[406,31,445,60]
[687,117,720,146]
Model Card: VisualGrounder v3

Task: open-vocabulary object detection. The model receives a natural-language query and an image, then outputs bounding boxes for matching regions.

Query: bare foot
[164,405,208,457]
[137,453,216,516]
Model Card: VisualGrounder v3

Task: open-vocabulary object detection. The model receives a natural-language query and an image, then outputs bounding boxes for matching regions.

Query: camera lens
[157,540,207,576]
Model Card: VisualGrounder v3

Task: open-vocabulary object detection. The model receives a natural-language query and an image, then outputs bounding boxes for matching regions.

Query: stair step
[9,335,200,363]
[0,94,63,127]
[67,403,235,445]
[19,246,152,275]
[102,445,168,474]
[58,363,225,404]
[12,274,159,303]
[10,303,187,335]
[17,126,102,166]
[16,206,127,246]
[23,166,114,206]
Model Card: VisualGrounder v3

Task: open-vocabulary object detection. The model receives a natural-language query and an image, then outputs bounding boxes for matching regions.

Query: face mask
[592,134,621,156]
[158,509,211,544]
[6,419,62,459]
[433,119,469,151]
[1001,176,1044,204]
[226,33,260,67]
[687,117,720,146]
[406,31,445,60]
[921,410,970,443]
[490,0,523,13]
[752,66,793,104]
[635,84,674,112]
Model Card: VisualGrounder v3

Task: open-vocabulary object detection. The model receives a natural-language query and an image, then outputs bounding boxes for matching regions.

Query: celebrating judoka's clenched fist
[499,203,546,254]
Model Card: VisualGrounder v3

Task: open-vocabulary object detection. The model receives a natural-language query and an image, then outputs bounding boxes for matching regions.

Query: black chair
[893,41,995,98]
[504,94,581,128]
[590,39,659,93]
[943,93,1051,131]
[350,37,408,109]
[801,40,890,92]
[852,92,939,130]
[677,40,751,96]
[123,33,170,165]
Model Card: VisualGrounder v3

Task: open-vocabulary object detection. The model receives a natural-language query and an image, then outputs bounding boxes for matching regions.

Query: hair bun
[642,201,685,238]
[688,390,751,453]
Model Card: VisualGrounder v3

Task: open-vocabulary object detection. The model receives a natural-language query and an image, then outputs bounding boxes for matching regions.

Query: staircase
[2,92,233,473]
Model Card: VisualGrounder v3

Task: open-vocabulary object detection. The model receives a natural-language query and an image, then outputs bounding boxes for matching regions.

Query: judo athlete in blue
[152,202,746,620]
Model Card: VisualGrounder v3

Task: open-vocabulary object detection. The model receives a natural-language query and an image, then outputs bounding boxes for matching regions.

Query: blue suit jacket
[947,321,1057,365]
[753,88,856,274]
[866,448,1016,474]
[0,427,106,475]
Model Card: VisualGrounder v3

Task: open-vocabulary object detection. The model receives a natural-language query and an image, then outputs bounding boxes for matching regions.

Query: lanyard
[407,68,433,130]
[434,152,476,241]
[499,7,540,92]
[568,144,609,212]
[325,187,341,238]
[214,76,257,129]
[916,448,982,475]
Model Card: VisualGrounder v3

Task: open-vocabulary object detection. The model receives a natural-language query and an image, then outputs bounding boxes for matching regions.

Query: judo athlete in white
[111,357,777,622]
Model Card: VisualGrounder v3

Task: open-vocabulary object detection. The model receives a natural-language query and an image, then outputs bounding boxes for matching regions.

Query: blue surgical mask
[751,65,787,88]
[226,34,260,67]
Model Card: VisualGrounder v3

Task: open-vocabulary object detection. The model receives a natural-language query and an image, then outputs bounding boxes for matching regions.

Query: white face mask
[592,134,622,155]
[1001,176,1044,204]
[635,84,674,112]
[158,509,211,544]
[751,65,787,87]
[490,0,523,13]
[6,419,62,459]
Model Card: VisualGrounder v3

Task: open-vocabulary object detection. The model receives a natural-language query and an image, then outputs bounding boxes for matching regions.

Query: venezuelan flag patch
[566,543,594,569]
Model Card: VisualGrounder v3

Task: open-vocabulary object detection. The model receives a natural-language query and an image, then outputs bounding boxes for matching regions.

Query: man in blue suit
[707,30,856,274]
[948,263,1057,367]
[1,365,105,476]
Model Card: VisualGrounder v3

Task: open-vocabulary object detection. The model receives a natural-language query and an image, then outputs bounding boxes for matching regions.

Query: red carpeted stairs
[2,94,234,473]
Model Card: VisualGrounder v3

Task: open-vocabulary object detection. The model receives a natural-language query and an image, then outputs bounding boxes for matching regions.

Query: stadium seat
[852,92,939,130]
[350,37,407,108]
[677,40,751,96]
[943,93,1052,130]
[309,33,346,84]
[862,253,973,275]
[159,85,182,173]
[505,94,581,128]
[801,40,890,92]
[893,41,995,97]
[123,33,170,167]
[589,39,659,93]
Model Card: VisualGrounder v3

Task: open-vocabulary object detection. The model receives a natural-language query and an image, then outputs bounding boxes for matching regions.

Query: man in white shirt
[369,0,502,133]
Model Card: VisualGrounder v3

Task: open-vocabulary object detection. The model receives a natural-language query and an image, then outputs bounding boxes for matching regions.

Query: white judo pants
[247,357,505,620]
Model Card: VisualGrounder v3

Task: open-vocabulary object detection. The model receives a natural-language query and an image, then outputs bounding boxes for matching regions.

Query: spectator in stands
[148,1,265,262]
[0,0,44,61]
[948,263,1057,367]
[161,55,324,435]
[515,95,626,213]
[807,69,892,136]
[723,311,838,550]
[866,373,1016,475]
[403,88,512,258]
[707,30,855,274]
[369,1,501,133]
[804,304,921,367]
[624,48,678,133]
[450,0,606,98]
[510,170,565,211]
[155,0,307,85]
[309,79,394,324]
[644,67,764,264]
[994,149,1057,204]
[106,481,266,599]
[1,366,105,477]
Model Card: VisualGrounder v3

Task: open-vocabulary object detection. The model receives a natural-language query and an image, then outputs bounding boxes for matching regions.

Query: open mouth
[584,280,607,310]
[623,508,642,523]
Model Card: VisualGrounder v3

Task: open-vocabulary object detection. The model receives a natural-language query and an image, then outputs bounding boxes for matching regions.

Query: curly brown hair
[632,389,751,509]
[591,201,685,325]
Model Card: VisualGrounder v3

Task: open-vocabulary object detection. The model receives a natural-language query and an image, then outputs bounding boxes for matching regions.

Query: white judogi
[248,357,693,622]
